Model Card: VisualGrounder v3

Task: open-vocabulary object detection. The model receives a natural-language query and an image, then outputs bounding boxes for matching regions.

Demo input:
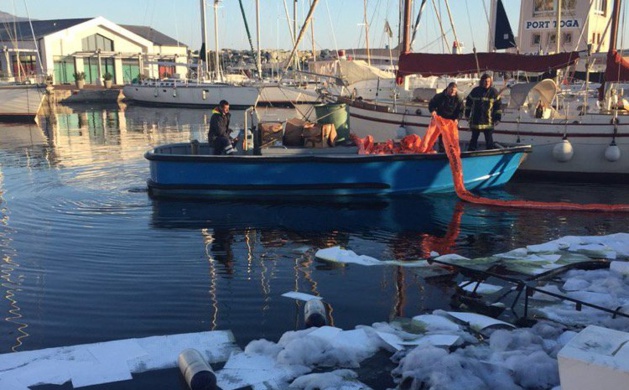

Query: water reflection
[1,103,628,358]
[0,170,29,352]
[150,195,513,263]
[0,122,47,149]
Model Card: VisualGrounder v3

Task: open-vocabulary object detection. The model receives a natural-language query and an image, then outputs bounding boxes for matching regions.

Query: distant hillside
[0,10,31,22]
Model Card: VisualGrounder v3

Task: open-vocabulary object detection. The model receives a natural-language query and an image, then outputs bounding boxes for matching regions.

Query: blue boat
[145,142,531,199]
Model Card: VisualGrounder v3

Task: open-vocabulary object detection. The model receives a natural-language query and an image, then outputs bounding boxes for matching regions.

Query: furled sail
[396,51,580,79]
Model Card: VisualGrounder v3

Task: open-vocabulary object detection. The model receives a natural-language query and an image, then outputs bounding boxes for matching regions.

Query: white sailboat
[0,9,46,122]
[343,0,629,181]
[0,83,46,121]
[122,0,259,109]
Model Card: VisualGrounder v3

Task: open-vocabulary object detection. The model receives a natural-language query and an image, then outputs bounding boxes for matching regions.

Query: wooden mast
[401,0,412,54]
[395,0,412,85]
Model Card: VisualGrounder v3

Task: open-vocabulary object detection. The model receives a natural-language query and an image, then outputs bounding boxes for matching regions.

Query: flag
[384,21,393,38]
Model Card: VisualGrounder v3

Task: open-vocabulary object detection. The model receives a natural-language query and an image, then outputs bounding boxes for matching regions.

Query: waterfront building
[0,17,188,85]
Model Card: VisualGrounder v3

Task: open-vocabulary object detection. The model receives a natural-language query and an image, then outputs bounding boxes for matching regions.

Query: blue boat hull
[146,143,530,198]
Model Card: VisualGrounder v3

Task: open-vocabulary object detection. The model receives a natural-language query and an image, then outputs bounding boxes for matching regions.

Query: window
[159,63,175,79]
[122,59,140,83]
[562,32,573,44]
[12,54,37,81]
[549,33,557,45]
[563,0,576,11]
[593,0,606,15]
[101,58,115,83]
[53,56,74,84]
[532,33,541,46]
[81,34,114,52]
[534,0,554,16]
[534,0,575,15]
[83,57,98,83]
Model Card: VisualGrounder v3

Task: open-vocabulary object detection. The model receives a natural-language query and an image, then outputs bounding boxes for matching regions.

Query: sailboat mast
[488,0,496,51]
[311,0,316,64]
[200,0,209,78]
[284,0,320,71]
[294,0,298,69]
[410,0,428,49]
[364,0,371,66]
[431,0,450,51]
[555,0,562,53]
[443,0,459,53]
[401,0,412,54]
[395,0,412,86]
[214,0,222,82]
[256,0,262,78]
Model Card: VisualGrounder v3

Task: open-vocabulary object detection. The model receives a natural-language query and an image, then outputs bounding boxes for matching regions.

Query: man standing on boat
[428,82,464,151]
[465,74,501,151]
[209,100,235,155]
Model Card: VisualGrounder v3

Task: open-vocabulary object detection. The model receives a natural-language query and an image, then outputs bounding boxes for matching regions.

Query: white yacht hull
[122,81,260,109]
[0,84,46,121]
[347,99,629,179]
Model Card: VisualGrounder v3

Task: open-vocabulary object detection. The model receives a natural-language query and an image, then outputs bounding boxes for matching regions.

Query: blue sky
[8,0,521,52]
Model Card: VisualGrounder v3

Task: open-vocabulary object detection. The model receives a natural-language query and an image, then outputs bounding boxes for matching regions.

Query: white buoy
[605,142,621,162]
[178,348,217,390]
[396,125,408,139]
[552,139,574,162]
[304,299,327,328]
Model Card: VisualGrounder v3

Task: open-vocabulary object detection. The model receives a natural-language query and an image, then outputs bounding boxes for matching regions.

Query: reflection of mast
[202,228,219,330]
[393,266,406,317]
[0,171,30,351]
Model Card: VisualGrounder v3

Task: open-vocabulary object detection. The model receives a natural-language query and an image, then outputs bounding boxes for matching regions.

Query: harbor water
[2,103,629,389]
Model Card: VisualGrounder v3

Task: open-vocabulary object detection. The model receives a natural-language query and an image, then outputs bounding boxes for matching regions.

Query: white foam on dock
[0,330,238,389]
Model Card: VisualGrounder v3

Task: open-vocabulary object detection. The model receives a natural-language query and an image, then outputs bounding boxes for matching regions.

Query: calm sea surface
[2,103,629,387]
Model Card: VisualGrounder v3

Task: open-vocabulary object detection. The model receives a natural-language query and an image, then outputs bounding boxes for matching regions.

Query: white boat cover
[310,60,395,85]
[508,79,558,108]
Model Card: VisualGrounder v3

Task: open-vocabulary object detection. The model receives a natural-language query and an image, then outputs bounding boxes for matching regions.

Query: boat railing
[337,96,391,113]
[260,146,359,156]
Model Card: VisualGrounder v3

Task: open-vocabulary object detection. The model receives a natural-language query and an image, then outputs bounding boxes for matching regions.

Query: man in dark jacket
[208,100,235,155]
[465,74,502,150]
[428,82,464,151]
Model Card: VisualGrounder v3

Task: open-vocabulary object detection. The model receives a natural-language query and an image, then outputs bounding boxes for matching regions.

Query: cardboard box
[283,118,309,147]
[558,325,629,390]
[303,123,337,148]
[260,122,284,147]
